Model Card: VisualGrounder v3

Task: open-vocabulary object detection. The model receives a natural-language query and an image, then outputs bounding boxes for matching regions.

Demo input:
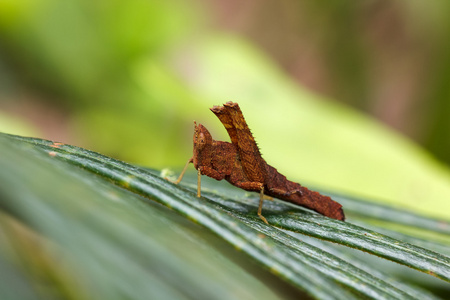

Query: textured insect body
[193,123,238,181]
[174,102,345,223]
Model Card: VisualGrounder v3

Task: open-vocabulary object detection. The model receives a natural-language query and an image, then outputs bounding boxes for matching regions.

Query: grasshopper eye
[196,132,206,149]
[199,133,205,143]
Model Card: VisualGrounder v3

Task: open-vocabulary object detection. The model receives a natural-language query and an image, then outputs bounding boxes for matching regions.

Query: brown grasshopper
[172,102,345,223]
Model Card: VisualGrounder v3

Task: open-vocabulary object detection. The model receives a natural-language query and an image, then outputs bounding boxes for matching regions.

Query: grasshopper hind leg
[258,187,269,224]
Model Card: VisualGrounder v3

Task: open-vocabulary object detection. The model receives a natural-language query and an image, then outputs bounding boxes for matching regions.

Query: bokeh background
[1,0,450,218]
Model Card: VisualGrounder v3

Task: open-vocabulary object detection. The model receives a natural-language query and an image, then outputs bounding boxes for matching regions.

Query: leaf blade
[6,133,450,298]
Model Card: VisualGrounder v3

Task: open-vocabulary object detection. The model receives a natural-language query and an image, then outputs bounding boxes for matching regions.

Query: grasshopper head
[192,122,213,169]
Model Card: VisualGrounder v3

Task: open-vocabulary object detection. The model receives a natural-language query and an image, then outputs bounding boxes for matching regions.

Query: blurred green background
[1,0,450,219]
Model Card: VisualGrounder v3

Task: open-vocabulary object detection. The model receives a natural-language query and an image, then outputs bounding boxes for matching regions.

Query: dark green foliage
[0,133,449,299]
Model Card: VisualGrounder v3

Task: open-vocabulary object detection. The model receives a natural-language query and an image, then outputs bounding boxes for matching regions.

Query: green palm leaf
[1,133,449,299]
